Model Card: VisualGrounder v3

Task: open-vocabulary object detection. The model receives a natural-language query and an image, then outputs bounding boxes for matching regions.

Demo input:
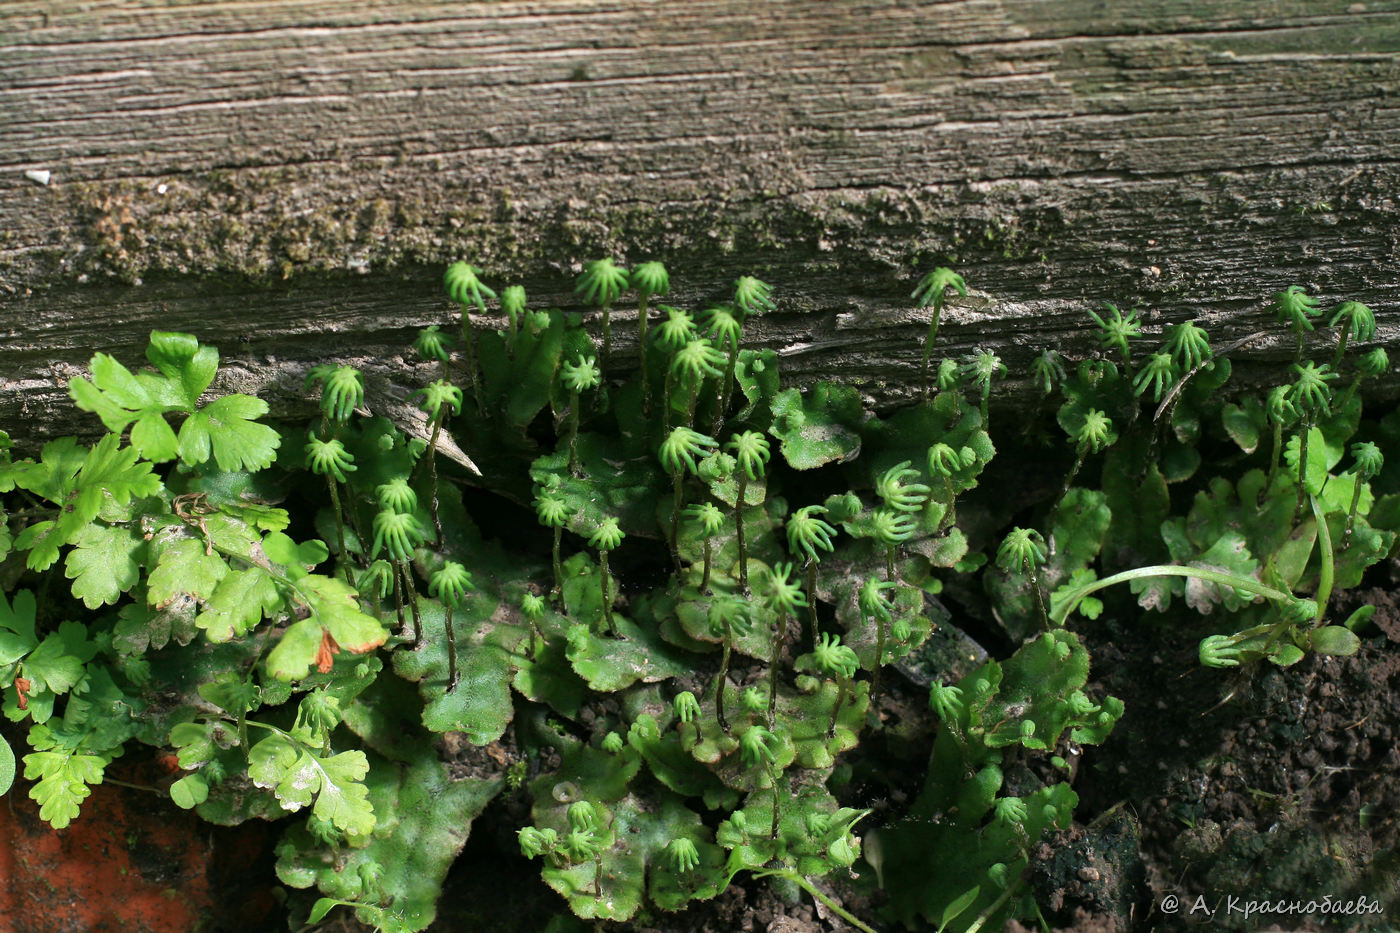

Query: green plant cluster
[0,266,1391,932]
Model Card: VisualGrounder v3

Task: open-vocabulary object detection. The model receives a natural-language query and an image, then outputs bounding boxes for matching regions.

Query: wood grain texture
[2,1,1399,445]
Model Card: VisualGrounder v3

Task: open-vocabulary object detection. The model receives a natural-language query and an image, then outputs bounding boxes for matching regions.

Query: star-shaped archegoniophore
[1086,302,1142,361]
[733,275,775,316]
[575,258,630,307]
[560,355,602,394]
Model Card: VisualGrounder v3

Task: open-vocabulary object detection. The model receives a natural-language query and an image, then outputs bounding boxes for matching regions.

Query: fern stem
[1052,565,1291,627]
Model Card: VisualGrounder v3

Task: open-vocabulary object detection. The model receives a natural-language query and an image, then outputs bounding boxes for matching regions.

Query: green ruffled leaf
[769,384,864,470]
[64,523,144,609]
[196,567,282,642]
[248,732,375,839]
[22,724,110,829]
[276,747,502,933]
[178,394,281,471]
[146,535,229,607]
[267,575,388,681]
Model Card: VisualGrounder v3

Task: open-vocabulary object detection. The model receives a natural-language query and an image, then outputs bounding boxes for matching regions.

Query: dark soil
[1026,577,1400,932]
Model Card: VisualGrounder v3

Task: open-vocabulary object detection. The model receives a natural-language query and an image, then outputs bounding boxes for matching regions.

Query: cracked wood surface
[2,1,1399,447]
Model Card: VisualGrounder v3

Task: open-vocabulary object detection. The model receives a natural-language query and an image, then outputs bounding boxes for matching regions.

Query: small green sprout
[787,504,837,641]
[377,478,418,516]
[1271,285,1320,361]
[812,632,858,681]
[859,576,898,706]
[669,338,726,428]
[575,258,629,394]
[739,725,777,768]
[763,562,808,617]
[1340,346,1391,409]
[312,364,365,423]
[858,577,896,624]
[1359,346,1389,377]
[534,492,573,602]
[660,427,719,567]
[763,563,808,728]
[998,527,1049,628]
[588,517,626,635]
[686,501,726,591]
[500,284,527,349]
[518,826,558,859]
[1132,352,1177,404]
[927,442,963,531]
[652,306,696,353]
[374,508,426,641]
[304,436,355,484]
[708,594,753,731]
[870,508,917,583]
[445,261,496,311]
[928,681,963,722]
[996,527,1047,574]
[667,837,700,874]
[568,799,599,832]
[993,797,1027,826]
[911,267,967,397]
[960,349,1006,421]
[413,325,453,372]
[1287,361,1338,518]
[631,264,668,415]
[1087,302,1142,367]
[1053,409,1114,541]
[741,687,767,715]
[1288,361,1336,416]
[733,275,776,316]
[876,460,931,513]
[429,561,474,691]
[1029,349,1066,395]
[812,632,859,737]
[412,378,463,543]
[1267,384,1298,426]
[926,443,961,477]
[373,508,424,562]
[787,505,837,562]
[561,827,603,864]
[601,731,624,754]
[1163,321,1211,372]
[559,354,601,473]
[1198,634,1242,669]
[703,304,745,431]
[444,262,495,411]
[727,430,772,592]
[870,509,917,549]
[358,559,394,602]
[935,358,961,393]
[305,437,356,582]
[1329,299,1376,368]
[1345,441,1384,544]
[673,691,701,724]
[1263,384,1300,494]
[1077,409,1114,454]
[521,590,547,659]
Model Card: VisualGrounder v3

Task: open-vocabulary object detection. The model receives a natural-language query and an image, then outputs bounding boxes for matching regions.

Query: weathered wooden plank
[2,1,1399,447]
